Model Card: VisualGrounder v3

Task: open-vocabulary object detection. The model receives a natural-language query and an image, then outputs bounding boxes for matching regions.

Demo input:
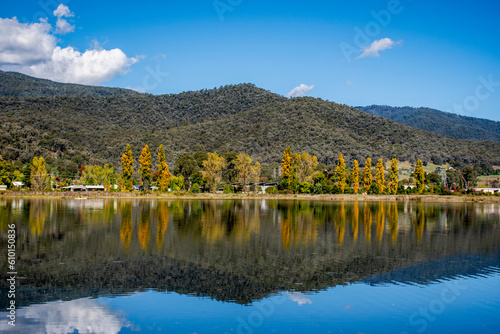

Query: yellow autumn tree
[281,146,296,191]
[235,153,253,191]
[139,145,152,190]
[158,145,171,192]
[414,159,426,193]
[389,158,399,195]
[121,145,134,191]
[352,160,360,194]
[202,152,226,193]
[31,157,49,191]
[296,153,318,182]
[375,158,385,194]
[363,157,372,192]
[335,154,346,193]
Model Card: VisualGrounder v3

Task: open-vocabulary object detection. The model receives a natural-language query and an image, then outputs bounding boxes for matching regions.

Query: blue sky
[1,0,500,120]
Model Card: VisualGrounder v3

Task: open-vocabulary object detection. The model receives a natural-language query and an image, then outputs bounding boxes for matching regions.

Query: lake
[0,198,499,334]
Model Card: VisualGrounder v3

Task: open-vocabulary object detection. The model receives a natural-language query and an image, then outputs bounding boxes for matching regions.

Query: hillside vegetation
[0,70,139,98]
[359,105,500,142]
[0,72,499,170]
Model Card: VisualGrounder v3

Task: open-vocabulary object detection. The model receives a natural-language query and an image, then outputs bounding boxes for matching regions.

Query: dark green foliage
[0,70,139,98]
[0,72,499,170]
[173,153,199,189]
[359,105,500,142]
[0,160,12,187]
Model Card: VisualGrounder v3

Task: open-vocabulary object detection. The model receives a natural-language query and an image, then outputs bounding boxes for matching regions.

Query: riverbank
[1,191,499,202]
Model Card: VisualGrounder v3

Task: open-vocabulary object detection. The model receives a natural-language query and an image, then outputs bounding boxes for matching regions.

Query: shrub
[191,183,200,193]
[266,186,278,194]
[298,181,312,194]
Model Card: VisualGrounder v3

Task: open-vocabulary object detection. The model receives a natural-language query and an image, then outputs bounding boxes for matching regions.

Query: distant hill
[0,70,139,98]
[0,72,499,168]
[358,105,500,142]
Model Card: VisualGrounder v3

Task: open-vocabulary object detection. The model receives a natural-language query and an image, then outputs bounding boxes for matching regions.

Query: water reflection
[0,198,499,307]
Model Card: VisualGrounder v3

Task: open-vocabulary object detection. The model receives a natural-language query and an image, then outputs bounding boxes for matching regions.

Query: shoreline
[1,191,499,202]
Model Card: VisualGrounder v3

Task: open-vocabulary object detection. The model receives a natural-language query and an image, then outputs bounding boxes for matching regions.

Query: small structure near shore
[62,185,105,192]
[474,188,500,194]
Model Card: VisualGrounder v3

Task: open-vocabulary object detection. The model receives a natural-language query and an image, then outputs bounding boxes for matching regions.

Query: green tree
[173,153,199,190]
[121,145,134,191]
[80,164,116,188]
[0,160,12,188]
[375,158,385,194]
[363,157,372,192]
[139,145,152,190]
[389,158,398,195]
[335,154,346,193]
[414,159,425,193]
[461,166,477,190]
[202,152,227,193]
[31,157,49,191]
[193,151,208,169]
[352,160,360,194]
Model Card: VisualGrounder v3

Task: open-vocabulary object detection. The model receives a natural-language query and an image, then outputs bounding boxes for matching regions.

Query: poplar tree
[31,157,49,191]
[281,146,295,191]
[121,144,134,191]
[375,158,385,194]
[139,145,152,190]
[415,159,426,193]
[335,154,346,193]
[352,160,360,194]
[389,158,399,195]
[158,145,170,192]
[363,157,372,192]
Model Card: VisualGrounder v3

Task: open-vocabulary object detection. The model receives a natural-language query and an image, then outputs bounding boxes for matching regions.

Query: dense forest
[359,105,500,142]
[0,71,499,172]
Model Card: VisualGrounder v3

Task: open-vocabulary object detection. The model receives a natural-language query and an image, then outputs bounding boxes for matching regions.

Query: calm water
[0,198,499,334]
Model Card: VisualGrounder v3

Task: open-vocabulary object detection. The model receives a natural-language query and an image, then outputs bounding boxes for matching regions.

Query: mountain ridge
[0,71,499,169]
[358,105,500,142]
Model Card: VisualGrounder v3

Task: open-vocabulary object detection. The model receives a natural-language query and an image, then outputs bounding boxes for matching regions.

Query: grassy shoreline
[1,191,499,202]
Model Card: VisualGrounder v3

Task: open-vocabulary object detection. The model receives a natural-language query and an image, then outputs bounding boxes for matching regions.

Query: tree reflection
[156,201,169,250]
[138,202,151,251]
[120,201,133,251]
[375,202,385,243]
[363,203,372,242]
[389,202,398,243]
[352,201,359,243]
[29,200,46,236]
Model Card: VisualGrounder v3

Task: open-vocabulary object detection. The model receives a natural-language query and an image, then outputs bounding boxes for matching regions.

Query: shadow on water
[0,198,499,307]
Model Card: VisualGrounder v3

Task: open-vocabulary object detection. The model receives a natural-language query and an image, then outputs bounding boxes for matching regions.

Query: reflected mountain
[1,198,499,307]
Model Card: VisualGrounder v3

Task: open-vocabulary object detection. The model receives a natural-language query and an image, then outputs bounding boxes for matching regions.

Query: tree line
[0,144,490,195]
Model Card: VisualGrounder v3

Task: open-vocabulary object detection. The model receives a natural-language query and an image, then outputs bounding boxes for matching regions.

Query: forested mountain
[358,105,500,142]
[0,70,139,98]
[0,72,499,169]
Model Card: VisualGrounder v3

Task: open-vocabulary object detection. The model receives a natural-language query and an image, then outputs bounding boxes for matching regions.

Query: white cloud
[357,38,400,59]
[287,292,313,306]
[346,80,353,86]
[53,4,75,35]
[287,84,315,98]
[0,298,127,334]
[53,4,74,18]
[27,46,138,85]
[0,18,55,65]
[0,16,138,85]
[55,17,74,34]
